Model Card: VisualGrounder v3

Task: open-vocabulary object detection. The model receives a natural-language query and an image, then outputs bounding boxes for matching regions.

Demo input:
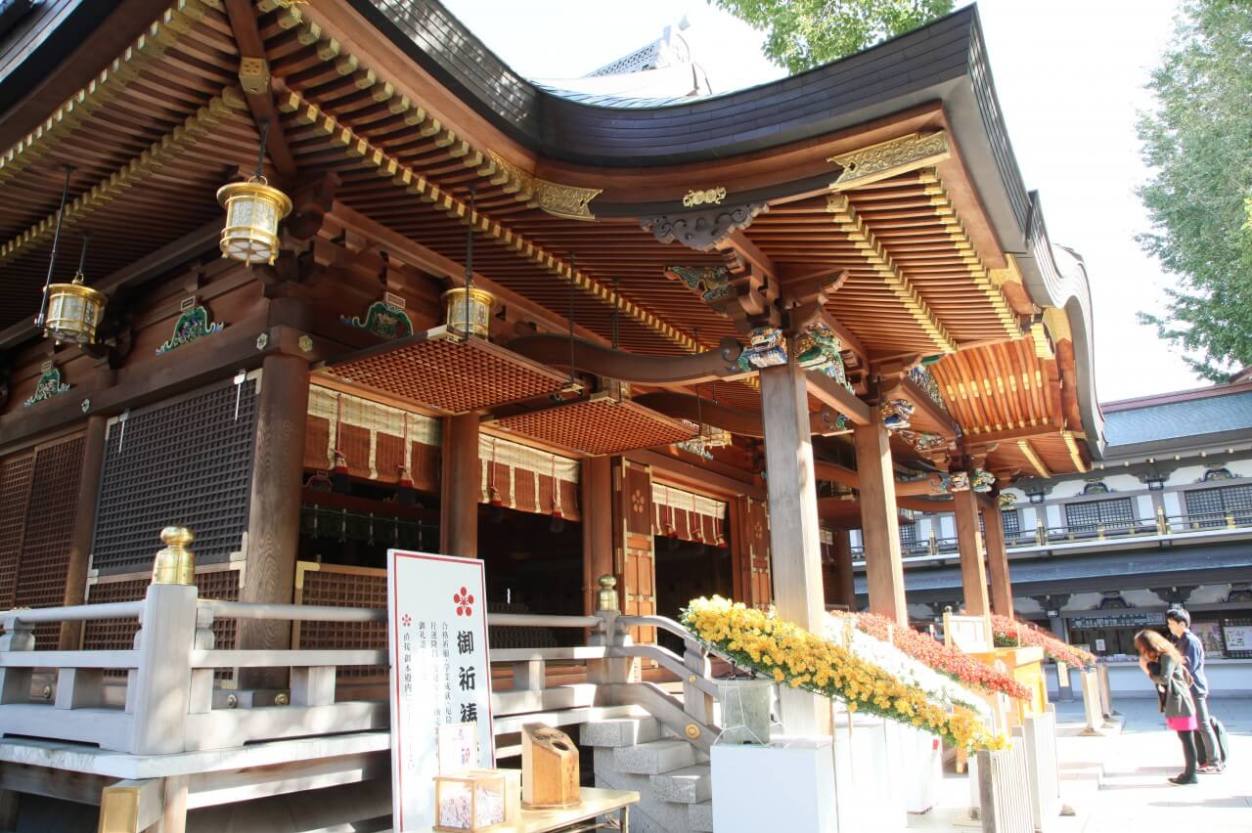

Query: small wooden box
[434,771,508,831]
[521,723,581,809]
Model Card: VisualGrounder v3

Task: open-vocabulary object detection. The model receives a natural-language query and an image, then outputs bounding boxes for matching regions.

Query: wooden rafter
[275,88,702,353]
[1017,439,1052,478]
[824,192,955,353]
[919,169,1020,339]
[0,88,250,266]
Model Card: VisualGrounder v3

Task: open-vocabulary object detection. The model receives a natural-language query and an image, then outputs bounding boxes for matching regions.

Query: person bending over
[1135,628,1198,785]
[1166,607,1222,773]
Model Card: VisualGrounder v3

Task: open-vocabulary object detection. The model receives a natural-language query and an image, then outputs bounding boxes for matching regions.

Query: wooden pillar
[581,456,613,615]
[759,361,828,735]
[59,414,107,649]
[853,412,907,625]
[983,501,1013,617]
[239,353,310,687]
[831,529,856,610]
[439,413,479,558]
[953,488,989,616]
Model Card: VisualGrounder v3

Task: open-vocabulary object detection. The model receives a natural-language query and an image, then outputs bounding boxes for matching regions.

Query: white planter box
[886,721,943,814]
[712,737,837,833]
[831,708,907,832]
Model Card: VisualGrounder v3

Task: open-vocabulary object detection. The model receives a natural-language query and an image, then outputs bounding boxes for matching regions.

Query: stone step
[613,739,697,775]
[650,764,712,804]
[688,800,714,833]
[580,717,661,748]
[595,755,694,833]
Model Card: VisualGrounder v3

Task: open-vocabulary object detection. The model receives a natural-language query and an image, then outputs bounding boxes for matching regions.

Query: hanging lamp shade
[216,177,292,265]
[44,273,106,345]
[443,286,494,338]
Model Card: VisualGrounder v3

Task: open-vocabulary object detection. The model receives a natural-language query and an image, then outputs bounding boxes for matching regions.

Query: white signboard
[388,550,494,833]
[1222,624,1252,652]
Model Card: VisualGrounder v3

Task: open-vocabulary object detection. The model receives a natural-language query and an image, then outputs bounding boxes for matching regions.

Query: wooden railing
[0,579,725,758]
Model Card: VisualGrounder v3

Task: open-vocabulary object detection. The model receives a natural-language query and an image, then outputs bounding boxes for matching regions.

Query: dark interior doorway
[479,505,584,647]
[654,536,732,654]
[298,480,440,569]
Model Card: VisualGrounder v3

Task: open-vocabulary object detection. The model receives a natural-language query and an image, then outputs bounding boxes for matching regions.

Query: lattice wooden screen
[294,562,387,679]
[84,567,240,676]
[0,435,86,647]
[652,482,727,545]
[306,385,441,492]
[92,375,259,574]
[479,434,580,520]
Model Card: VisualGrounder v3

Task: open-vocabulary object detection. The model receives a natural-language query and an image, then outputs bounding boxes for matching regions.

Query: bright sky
[441,0,1198,404]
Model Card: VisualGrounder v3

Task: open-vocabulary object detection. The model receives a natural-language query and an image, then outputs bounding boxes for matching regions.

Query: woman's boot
[1170,730,1198,784]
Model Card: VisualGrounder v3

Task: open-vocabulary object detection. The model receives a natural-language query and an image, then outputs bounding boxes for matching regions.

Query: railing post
[590,575,635,686]
[0,616,35,704]
[187,606,217,715]
[1035,521,1045,547]
[130,528,200,755]
[682,644,714,728]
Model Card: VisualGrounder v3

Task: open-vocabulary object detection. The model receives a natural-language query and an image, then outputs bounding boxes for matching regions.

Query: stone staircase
[582,713,714,833]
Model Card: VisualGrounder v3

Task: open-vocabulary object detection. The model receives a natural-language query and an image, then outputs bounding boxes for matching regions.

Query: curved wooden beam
[633,392,844,438]
[505,335,745,385]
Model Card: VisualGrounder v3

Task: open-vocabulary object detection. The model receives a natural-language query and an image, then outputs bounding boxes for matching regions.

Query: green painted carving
[667,265,734,304]
[341,300,414,340]
[156,305,224,355]
[23,365,70,407]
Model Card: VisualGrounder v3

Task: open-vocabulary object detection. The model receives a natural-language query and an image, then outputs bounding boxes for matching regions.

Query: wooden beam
[60,414,107,649]
[882,376,958,440]
[953,489,989,616]
[964,420,1065,447]
[830,529,856,609]
[581,457,613,616]
[636,392,839,440]
[505,335,745,385]
[224,0,298,180]
[628,448,765,501]
[806,371,870,426]
[1017,439,1052,478]
[852,412,907,625]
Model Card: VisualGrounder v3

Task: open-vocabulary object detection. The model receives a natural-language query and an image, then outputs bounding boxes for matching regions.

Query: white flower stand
[711,737,837,833]
[831,706,907,832]
[886,720,944,814]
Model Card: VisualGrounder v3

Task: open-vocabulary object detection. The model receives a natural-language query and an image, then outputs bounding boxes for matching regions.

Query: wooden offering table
[492,787,639,833]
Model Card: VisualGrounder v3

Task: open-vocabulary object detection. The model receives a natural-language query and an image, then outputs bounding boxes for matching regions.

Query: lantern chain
[34,165,73,329]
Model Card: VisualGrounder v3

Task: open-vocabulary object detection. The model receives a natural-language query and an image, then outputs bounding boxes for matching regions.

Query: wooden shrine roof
[0,0,1103,480]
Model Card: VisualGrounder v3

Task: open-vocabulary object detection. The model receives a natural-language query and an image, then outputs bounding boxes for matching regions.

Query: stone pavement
[1067,694,1251,833]
[909,695,1251,833]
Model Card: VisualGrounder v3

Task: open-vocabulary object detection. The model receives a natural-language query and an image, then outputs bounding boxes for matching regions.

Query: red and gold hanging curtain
[651,482,728,546]
[478,434,581,522]
[305,385,441,492]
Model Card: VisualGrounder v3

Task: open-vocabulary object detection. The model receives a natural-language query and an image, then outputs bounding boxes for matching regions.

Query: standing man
[1166,607,1222,772]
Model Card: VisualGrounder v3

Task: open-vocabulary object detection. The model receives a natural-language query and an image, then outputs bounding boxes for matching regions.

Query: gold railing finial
[597,574,619,613]
[152,526,195,586]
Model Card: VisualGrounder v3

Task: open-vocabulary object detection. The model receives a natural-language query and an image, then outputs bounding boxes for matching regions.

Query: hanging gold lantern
[443,286,494,338]
[216,177,292,266]
[45,275,106,345]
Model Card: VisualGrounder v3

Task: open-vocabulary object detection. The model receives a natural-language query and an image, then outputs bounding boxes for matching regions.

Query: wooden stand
[521,724,580,809]
[970,645,1048,729]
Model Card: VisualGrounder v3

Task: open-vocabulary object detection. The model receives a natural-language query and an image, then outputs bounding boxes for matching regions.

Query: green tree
[1137,0,1252,380]
[712,0,953,73]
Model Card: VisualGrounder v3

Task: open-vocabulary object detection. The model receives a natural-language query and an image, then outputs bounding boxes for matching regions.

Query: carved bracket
[641,202,768,252]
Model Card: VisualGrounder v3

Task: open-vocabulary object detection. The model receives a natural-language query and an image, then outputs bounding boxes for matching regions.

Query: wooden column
[982,501,1013,616]
[581,456,613,615]
[239,353,310,687]
[759,361,828,735]
[953,488,989,616]
[59,414,107,649]
[853,412,907,625]
[831,529,856,610]
[439,413,479,558]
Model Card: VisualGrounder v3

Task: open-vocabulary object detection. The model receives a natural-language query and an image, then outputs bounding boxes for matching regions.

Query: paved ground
[910,694,1252,833]
[1063,695,1252,833]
